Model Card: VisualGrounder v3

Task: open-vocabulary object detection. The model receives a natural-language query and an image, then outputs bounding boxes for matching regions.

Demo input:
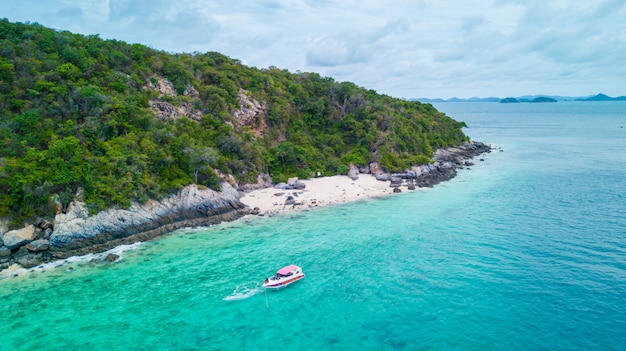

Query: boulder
[26,239,50,252]
[14,247,44,268]
[293,180,306,190]
[284,196,296,206]
[0,247,11,263]
[347,164,359,180]
[369,162,383,177]
[375,173,391,181]
[105,253,120,262]
[274,180,305,190]
[389,177,403,188]
[217,172,238,190]
[240,173,272,192]
[2,224,37,249]
[38,220,53,230]
[274,182,290,190]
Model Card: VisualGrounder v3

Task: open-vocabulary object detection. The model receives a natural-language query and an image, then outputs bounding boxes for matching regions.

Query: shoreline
[1,141,493,277]
[239,174,399,218]
[0,176,402,280]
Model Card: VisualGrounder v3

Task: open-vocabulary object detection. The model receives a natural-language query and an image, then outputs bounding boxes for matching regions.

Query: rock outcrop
[147,77,203,121]
[389,141,492,188]
[233,89,267,137]
[49,183,248,258]
[0,183,249,271]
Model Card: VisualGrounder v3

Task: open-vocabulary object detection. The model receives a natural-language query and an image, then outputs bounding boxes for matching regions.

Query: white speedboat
[263,265,305,289]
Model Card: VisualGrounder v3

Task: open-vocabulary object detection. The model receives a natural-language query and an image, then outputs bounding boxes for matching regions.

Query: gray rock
[403,141,492,188]
[26,239,50,252]
[105,253,120,262]
[390,177,403,188]
[2,224,37,249]
[49,183,247,258]
[293,180,306,190]
[240,173,272,192]
[375,173,391,181]
[369,162,383,177]
[284,196,296,206]
[393,188,402,193]
[274,182,289,190]
[347,164,359,180]
[233,89,267,128]
[38,220,53,230]
[0,247,11,263]
[15,247,44,268]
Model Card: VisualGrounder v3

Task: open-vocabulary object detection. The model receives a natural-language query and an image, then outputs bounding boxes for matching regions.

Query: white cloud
[1,0,625,98]
[60,0,109,22]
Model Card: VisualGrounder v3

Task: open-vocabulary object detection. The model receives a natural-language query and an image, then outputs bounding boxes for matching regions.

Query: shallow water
[1,101,625,350]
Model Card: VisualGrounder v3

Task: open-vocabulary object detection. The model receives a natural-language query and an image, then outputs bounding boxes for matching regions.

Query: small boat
[263,265,305,289]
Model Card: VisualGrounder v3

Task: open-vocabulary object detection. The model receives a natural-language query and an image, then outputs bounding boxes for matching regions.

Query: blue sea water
[1,102,626,350]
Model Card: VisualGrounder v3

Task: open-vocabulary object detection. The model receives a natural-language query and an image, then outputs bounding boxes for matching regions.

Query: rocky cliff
[1,183,249,269]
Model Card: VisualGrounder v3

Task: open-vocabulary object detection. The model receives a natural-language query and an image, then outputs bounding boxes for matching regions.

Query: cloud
[1,0,625,98]
[305,19,410,67]
[306,37,349,66]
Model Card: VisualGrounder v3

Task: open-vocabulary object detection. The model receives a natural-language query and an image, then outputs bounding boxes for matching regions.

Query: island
[531,97,557,103]
[0,20,492,273]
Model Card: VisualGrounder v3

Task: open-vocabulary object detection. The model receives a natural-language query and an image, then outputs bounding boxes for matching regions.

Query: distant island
[530,97,557,103]
[415,93,626,103]
[575,93,626,102]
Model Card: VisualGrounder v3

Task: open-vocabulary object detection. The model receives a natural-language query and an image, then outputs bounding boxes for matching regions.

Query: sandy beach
[240,175,403,217]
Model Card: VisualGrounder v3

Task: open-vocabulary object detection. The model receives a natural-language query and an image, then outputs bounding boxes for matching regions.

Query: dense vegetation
[0,19,468,226]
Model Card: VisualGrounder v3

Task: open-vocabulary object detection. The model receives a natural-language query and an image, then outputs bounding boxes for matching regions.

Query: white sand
[240,175,405,217]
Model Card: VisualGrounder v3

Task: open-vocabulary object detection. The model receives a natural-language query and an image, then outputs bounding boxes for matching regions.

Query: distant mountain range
[414,93,626,103]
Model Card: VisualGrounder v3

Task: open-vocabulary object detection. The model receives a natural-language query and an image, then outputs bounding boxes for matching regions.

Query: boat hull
[262,273,305,289]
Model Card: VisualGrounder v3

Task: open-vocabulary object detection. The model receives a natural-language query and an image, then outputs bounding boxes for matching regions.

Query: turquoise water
[2,102,626,350]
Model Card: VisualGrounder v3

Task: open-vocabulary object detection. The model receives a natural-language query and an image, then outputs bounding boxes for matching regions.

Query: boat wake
[223,281,262,301]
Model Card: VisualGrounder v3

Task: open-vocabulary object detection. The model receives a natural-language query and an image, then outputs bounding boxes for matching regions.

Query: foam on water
[223,281,263,301]
[0,242,142,280]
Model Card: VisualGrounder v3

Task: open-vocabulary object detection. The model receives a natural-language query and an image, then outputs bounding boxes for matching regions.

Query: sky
[2,0,625,99]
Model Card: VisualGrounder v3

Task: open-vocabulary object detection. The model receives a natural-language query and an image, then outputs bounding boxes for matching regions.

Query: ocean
[1,102,625,350]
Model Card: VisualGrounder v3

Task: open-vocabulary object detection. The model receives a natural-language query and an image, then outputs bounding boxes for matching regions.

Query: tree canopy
[0,19,468,226]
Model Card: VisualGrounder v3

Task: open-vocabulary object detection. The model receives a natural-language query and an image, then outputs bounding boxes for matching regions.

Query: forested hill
[0,19,468,226]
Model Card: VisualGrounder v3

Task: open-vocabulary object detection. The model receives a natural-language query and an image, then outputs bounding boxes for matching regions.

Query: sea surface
[1,102,625,350]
